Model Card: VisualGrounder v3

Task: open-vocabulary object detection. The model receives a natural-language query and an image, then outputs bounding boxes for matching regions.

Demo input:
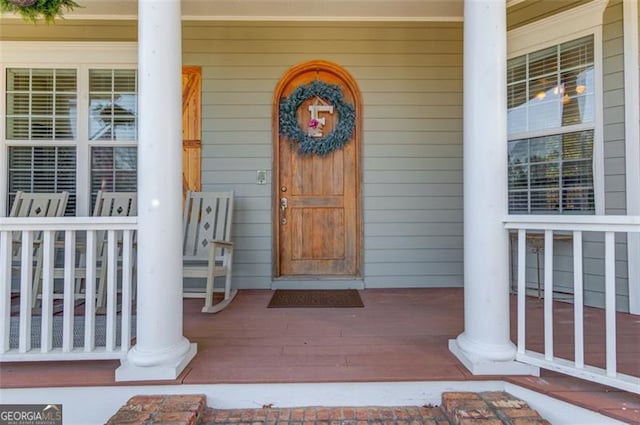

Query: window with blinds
[4,67,137,216]
[507,35,595,214]
[5,68,78,215]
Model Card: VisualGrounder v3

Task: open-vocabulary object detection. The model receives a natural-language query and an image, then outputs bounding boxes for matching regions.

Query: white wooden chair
[9,191,69,308]
[182,191,237,313]
[52,191,137,309]
[91,191,137,308]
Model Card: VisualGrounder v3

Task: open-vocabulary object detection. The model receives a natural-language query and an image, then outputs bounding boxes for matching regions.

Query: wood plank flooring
[1,288,638,423]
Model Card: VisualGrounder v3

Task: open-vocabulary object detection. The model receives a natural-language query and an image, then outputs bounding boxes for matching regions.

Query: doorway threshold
[271,278,364,290]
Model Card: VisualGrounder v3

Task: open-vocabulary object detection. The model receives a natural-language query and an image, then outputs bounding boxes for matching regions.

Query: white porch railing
[505,215,640,394]
[0,216,137,362]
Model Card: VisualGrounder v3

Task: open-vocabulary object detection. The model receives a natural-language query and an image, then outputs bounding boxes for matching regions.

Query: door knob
[280,197,288,225]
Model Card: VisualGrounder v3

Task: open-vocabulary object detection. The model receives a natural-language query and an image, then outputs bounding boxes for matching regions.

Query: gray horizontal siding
[184,21,464,289]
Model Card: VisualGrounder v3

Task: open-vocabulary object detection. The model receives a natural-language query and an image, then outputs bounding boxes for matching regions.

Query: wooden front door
[182,66,202,199]
[273,61,362,278]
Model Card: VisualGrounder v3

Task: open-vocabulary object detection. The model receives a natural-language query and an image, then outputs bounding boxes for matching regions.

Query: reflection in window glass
[90,147,137,207]
[507,35,594,136]
[89,69,137,141]
[508,131,594,214]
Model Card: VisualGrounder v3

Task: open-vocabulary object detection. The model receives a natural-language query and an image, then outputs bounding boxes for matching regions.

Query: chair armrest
[210,240,234,249]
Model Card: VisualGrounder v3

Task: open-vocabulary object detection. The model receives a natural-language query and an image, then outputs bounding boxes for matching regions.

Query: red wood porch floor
[1,288,638,424]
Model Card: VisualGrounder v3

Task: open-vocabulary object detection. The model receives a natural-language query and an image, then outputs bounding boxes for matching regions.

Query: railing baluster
[573,231,584,369]
[517,229,526,354]
[40,231,55,353]
[120,230,133,351]
[605,231,617,377]
[62,230,76,352]
[105,230,117,351]
[19,231,33,353]
[0,232,12,354]
[544,229,554,361]
[0,216,137,361]
[84,231,96,352]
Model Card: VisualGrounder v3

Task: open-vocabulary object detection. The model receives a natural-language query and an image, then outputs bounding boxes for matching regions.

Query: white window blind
[6,68,77,140]
[507,36,595,214]
[8,146,77,215]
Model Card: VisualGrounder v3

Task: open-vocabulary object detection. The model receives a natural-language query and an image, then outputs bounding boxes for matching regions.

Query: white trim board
[0,381,626,425]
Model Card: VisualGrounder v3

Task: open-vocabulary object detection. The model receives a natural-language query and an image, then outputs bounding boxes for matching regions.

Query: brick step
[105,392,550,425]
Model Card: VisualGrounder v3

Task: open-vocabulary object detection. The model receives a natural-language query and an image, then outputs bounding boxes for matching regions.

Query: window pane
[7,146,76,215]
[90,147,137,207]
[563,160,593,187]
[563,188,594,212]
[89,69,113,92]
[560,35,594,69]
[7,68,30,91]
[530,163,559,188]
[561,67,594,125]
[114,70,136,92]
[509,165,528,190]
[508,56,526,84]
[508,139,529,165]
[7,93,29,114]
[563,130,594,159]
[529,46,557,78]
[507,131,594,214]
[31,69,54,91]
[509,191,529,213]
[32,93,54,115]
[530,135,560,162]
[531,189,559,213]
[508,35,594,136]
[89,69,137,141]
[6,118,29,139]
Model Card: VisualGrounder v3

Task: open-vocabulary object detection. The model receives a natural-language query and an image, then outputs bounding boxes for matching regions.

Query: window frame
[0,42,137,216]
[507,0,607,215]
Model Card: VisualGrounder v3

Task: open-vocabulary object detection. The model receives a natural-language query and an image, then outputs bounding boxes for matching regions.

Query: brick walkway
[105,392,551,425]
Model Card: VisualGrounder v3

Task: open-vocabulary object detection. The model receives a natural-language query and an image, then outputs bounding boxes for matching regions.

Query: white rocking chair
[182,191,237,313]
[91,191,137,309]
[9,191,69,308]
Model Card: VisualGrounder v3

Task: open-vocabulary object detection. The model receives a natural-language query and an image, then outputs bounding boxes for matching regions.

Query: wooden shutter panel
[182,66,202,199]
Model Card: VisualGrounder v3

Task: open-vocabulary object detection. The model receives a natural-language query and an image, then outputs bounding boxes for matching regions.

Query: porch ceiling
[4,0,465,21]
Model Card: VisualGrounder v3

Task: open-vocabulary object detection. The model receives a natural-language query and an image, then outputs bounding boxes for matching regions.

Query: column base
[449,339,539,376]
[115,342,197,382]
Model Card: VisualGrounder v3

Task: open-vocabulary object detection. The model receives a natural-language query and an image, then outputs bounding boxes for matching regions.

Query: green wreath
[279,80,355,156]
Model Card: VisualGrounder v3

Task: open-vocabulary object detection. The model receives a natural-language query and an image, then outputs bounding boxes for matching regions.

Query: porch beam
[116,0,196,381]
[448,0,536,376]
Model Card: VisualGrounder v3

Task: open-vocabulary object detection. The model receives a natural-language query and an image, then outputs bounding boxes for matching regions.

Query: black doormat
[267,289,364,308]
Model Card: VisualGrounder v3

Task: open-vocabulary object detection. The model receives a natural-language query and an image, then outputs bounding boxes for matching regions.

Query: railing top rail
[0,216,137,231]
[504,214,640,232]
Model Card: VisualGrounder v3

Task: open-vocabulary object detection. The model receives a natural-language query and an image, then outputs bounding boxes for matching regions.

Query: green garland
[0,0,80,23]
[279,80,355,156]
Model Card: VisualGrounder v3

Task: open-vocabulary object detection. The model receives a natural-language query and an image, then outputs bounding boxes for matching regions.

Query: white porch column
[448,0,536,375]
[116,0,196,381]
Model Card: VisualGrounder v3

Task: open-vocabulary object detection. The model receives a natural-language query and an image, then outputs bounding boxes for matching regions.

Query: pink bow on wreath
[308,118,320,129]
